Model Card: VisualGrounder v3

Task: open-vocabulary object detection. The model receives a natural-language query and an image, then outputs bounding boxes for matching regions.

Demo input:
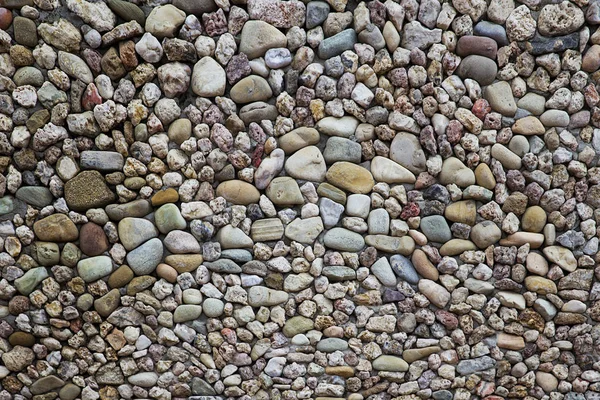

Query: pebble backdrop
[0,0,599,398]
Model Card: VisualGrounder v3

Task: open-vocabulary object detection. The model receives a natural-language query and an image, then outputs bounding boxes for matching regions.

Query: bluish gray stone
[318,29,357,59]
[77,256,113,282]
[528,32,579,55]
[80,151,124,171]
[16,186,53,208]
[324,228,365,251]
[420,215,452,243]
[220,249,253,263]
[322,266,356,282]
[474,21,508,46]
[204,259,242,273]
[316,338,348,352]
[306,1,330,29]
[390,254,419,284]
[126,238,163,275]
[456,356,496,375]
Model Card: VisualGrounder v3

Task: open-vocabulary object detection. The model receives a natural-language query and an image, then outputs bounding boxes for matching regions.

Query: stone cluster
[0,0,600,399]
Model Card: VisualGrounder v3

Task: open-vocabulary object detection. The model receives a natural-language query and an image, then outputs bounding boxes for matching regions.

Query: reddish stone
[79,222,109,256]
[400,202,420,219]
[456,36,498,59]
[472,98,491,121]
[119,40,138,70]
[436,310,459,329]
[202,8,227,36]
[252,144,264,168]
[82,83,103,111]
[446,119,464,144]
[0,8,12,30]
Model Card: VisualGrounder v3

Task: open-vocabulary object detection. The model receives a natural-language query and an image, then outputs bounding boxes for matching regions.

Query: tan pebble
[499,232,544,248]
[151,188,179,206]
[521,206,546,233]
[474,163,496,190]
[497,332,525,350]
[439,239,477,256]
[511,115,545,135]
[526,252,549,276]
[525,276,557,295]
[411,249,439,281]
[408,229,427,246]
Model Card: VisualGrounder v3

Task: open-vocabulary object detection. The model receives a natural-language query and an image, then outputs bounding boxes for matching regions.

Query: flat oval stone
[456,55,498,86]
[372,355,408,372]
[456,35,497,59]
[80,222,109,256]
[371,156,416,184]
[33,214,79,242]
[126,238,163,275]
[230,75,273,104]
[77,256,113,282]
[326,162,374,194]
[216,180,260,205]
[15,186,53,208]
[106,199,152,221]
[316,338,348,352]
[324,228,365,251]
[278,127,320,154]
[118,218,158,250]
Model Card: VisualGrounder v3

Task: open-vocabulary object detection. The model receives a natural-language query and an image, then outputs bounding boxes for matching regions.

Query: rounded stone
[230,75,273,104]
[79,222,109,256]
[521,206,546,233]
[470,221,502,248]
[326,162,375,194]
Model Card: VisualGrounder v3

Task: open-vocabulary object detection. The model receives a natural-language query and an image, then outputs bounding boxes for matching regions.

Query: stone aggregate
[1,0,600,400]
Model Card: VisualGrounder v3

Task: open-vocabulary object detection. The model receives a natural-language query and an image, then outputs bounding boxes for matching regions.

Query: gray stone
[456,356,496,375]
[77,256,113,282]
[323,228,365,251]
[126,238,163,275]
[390,254,419,284]
[318,29,357,59]
[371,257,397,286]
[15,187,53,208]
[420,215,452,243]
[80,151,124,171]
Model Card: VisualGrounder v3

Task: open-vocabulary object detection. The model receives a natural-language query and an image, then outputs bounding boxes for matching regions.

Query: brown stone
[108,265,134,288]
[8,332,35,347]
[456,35,497,59]
[164,254,204,273]
[325,366,354,378]
[119,40,138,70]
[411,249,439,281]
[583,44,600,73]
[554,312,587,325]
[519,309,545,332]
[0,8,12,30]
[126,275,157,295]
[157,263,178,283]
[79,222,109,256]
[33,214,79,242]
[151,188,179,206]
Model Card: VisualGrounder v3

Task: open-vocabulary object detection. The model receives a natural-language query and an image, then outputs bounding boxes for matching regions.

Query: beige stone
[326,161,374,194]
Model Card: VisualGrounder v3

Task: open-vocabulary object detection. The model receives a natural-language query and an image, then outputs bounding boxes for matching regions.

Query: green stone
[14,267,48,295]
[283,316,314,337]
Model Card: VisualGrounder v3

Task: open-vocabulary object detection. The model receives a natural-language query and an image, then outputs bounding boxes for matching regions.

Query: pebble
[77,256,113,282]
[0,0,595,397]
[326,162,374,194]
[126,238,163,275]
